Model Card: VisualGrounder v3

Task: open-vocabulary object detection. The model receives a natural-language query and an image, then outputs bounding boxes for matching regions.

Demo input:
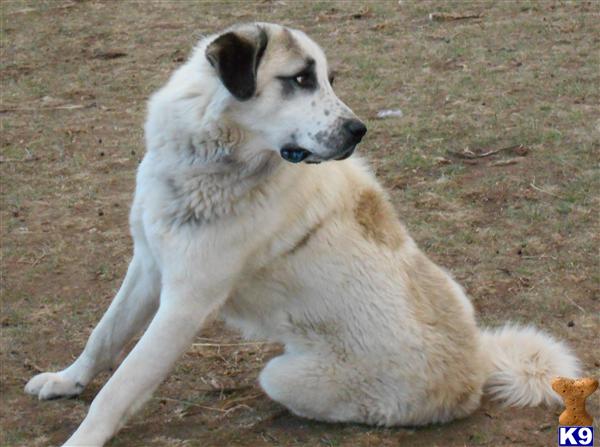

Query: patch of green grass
[319,436,341,447]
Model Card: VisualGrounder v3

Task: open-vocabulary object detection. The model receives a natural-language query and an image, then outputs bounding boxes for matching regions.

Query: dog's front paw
[25,372,84,400]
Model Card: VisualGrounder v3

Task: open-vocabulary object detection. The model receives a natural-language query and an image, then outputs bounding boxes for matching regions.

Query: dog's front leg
[25,247,160,400]
[62,277,231,447]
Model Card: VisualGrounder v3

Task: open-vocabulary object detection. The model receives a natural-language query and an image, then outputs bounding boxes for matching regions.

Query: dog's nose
[343,119,367,143]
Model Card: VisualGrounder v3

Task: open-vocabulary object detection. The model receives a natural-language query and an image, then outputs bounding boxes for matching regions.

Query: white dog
[25,23,580,446]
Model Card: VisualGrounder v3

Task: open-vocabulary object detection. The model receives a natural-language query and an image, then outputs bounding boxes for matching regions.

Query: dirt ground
[1,1,599,446]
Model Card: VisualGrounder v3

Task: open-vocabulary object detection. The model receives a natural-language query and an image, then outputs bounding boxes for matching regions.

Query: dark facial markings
[277,58,318,97]
[314,118,350,151]
[281,28,302,54]
[206,27,268,101]
[328,70,336,86]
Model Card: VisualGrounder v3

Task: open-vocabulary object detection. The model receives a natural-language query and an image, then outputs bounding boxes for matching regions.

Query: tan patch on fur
[280,28,302,54]
[403,251,485,421]
[354,189,406,249]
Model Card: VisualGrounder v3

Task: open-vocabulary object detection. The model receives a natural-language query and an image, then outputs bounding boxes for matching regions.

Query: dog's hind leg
[259,353,371,424]
[25,246,160,400]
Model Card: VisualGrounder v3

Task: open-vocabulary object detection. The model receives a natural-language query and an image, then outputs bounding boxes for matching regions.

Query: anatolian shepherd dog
[26,23,580,446]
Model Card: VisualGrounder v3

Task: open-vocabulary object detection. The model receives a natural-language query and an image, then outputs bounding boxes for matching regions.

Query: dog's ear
[206,27,268,101]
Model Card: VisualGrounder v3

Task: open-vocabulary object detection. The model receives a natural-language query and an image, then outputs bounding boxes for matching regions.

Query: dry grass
[1,1,599,446]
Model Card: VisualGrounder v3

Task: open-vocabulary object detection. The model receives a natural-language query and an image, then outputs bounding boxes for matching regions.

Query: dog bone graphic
[552,376,598,426]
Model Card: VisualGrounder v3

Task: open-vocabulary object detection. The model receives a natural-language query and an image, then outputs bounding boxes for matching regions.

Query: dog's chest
[165,174,240,225]
[220,278,288,340]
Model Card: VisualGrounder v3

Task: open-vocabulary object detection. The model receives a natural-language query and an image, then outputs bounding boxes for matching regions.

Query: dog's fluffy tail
[480,324,580,407]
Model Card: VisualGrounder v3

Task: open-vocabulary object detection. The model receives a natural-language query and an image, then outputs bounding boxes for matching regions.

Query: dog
[25,22,580,446]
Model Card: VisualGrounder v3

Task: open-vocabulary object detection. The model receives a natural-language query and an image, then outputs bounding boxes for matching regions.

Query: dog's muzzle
[280,119,367,164]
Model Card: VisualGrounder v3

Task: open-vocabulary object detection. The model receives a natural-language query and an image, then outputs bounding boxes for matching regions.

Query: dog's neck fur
[145,81,285,226]
[164,136,282,226]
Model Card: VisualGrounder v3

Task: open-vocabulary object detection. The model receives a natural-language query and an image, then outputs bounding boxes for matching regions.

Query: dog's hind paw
[25,372,84,400]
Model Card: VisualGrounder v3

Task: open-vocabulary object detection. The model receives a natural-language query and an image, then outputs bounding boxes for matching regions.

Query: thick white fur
[481,325,580,407]
[25,23,580,446]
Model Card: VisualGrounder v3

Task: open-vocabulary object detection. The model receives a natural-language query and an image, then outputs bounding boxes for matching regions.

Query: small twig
[530,179,562,198]
[7,2,77,15]
[154,396,228,413]
[221,393,263,410]
[221,404,253,417]
[448,144,522,160]
[91,51,127,60]
[53,104,90,110]
[0,156,40,163]
[31,252,47,267]
[192,341,267,348]
[195,384,254,394]
[489,158,519,167]
[566,296,587,314]
[0,103,94,113]
[429,12,482,22]
[521,255,557,261]
[251,408,288,429]
[261,431,281,444]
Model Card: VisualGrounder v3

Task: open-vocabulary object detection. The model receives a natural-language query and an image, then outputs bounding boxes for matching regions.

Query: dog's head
[205,23,366,164]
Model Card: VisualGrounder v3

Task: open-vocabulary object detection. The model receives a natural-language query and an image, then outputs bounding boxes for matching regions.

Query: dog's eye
[277,68,317,93]
[293,73,315,89]
[295,75,308,86]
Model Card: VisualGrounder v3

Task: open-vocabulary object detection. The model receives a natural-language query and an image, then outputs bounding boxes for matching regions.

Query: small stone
[376,109,403,119]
